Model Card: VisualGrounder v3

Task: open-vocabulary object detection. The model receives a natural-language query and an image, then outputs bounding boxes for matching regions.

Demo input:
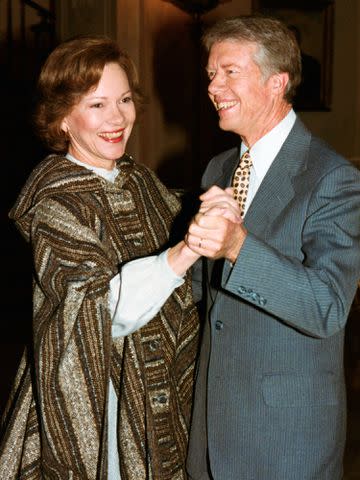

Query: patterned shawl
[0,154,199,480]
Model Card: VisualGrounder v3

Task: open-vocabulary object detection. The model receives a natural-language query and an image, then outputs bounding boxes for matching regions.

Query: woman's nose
[110,104,126,122]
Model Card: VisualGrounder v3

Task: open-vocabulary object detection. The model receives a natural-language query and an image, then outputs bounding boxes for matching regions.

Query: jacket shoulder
[308,135,360,180]
[202,147,239,189]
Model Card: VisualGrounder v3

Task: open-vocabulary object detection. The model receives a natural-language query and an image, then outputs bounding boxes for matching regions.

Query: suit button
[215,320,223,330]
[259,297,267,306]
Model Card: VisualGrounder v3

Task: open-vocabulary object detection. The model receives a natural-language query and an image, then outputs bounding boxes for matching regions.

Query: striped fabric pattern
[0,154,199,480]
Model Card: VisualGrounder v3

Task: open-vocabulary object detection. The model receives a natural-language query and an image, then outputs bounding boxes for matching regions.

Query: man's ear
[271,72,289,96]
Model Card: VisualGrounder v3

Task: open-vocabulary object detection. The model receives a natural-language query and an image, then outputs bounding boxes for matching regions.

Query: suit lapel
[206,119,312,304]
[218,119,311,296]
[244,119,311,237]
[216,147,241,189]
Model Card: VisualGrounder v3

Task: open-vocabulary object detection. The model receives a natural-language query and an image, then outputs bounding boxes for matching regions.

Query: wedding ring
[198,238,203,248]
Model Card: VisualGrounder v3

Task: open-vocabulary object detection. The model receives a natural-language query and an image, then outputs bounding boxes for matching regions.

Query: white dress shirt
[241,109,296,216]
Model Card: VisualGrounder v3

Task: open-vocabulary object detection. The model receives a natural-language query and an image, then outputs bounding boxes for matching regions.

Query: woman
[0,35,200,480]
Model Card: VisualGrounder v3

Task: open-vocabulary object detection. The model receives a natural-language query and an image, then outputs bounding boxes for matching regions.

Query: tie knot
[240,151,252,169]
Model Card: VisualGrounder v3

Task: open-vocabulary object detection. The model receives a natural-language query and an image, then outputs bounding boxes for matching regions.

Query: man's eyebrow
[206,62,239,70]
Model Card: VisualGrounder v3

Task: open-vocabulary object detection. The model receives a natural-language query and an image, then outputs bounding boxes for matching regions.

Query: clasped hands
[185,186,247,264]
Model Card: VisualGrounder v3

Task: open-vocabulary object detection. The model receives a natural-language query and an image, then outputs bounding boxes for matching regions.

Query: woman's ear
[61,118,69,133]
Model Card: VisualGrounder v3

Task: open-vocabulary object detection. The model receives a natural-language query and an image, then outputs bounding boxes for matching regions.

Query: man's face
[206,40,280,144]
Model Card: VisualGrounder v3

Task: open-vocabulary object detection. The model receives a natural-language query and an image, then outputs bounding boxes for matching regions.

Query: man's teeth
[99,131,123,139]
[216,101,237,111]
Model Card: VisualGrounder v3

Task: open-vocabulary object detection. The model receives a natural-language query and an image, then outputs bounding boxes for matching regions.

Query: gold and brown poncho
[0,154,199,480]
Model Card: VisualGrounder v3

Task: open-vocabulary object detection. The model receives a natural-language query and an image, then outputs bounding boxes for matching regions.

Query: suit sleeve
[224,163,360,338]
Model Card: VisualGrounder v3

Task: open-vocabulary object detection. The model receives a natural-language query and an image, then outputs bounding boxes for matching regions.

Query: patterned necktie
[232,150,252,218]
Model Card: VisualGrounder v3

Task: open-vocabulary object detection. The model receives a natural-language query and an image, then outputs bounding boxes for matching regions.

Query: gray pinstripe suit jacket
[187,118,360,480]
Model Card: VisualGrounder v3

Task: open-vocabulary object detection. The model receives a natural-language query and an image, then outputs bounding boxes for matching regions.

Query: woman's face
[61,62,136,170]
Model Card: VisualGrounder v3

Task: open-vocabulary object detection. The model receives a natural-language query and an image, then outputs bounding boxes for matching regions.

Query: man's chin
[218,118,234,132]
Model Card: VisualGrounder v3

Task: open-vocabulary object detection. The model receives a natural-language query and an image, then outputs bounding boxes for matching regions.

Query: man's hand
[185,186,247,263]
[199,186,241,223]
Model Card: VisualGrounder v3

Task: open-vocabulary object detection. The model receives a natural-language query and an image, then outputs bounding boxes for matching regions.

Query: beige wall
[56,0,116,40]
[3,1,357,185]
[117,0,360,187]
[299,0,360,167]
[117,0,251,188]
[119,0,196,186]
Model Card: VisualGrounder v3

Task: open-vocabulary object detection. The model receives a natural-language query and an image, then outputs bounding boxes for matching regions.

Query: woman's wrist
[167,241,201,276]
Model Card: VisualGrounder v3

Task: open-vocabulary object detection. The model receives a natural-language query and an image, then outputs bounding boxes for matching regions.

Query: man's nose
[208,73,225,96]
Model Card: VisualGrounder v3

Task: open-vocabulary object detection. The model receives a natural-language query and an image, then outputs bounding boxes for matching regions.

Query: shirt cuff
[110,249,184,337]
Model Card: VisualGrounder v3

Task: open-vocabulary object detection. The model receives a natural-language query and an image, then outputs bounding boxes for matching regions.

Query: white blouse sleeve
[109,249,185,337]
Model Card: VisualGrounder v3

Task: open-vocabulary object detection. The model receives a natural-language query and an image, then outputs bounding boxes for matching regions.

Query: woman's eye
[91,103,103,108]
[122,96,133,103]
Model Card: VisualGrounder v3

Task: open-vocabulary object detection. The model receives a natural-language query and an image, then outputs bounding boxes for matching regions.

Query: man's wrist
[227,227,247,264]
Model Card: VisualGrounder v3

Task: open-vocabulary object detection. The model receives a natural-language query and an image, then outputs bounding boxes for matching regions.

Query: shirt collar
[66,153,119,183]
[241,109,297,183]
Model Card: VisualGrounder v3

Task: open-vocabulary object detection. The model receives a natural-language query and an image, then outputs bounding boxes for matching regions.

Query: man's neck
[241,104,292,148]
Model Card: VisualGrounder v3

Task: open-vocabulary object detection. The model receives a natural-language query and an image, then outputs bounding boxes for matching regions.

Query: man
[185,15,360,480]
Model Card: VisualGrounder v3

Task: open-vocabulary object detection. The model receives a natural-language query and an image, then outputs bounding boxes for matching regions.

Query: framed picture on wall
[252,0,334,111]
